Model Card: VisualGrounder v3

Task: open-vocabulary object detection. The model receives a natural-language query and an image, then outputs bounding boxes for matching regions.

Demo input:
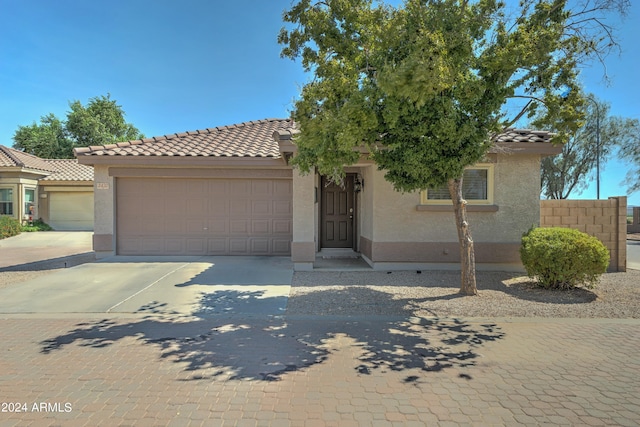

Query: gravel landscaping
[1,253,638,319]
[288,269,640,318]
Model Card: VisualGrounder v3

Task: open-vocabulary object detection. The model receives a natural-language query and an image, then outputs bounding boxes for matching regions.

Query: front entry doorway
[320,174,356,249]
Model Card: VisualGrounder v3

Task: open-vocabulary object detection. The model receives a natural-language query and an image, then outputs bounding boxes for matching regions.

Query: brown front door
[321,174,355,248]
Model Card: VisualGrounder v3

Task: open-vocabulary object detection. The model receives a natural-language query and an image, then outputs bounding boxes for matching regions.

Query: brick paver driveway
[1,311,639,426]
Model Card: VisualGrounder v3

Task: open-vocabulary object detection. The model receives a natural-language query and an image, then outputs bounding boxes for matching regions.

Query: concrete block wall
[540,196,627,272]
[628,207,640,233]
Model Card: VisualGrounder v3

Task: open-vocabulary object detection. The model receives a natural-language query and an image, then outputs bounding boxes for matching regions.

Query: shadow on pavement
[40,287,504,382]
[0,252,96,272]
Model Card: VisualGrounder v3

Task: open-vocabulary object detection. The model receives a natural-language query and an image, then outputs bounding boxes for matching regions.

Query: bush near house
[520,227,609,290]
[0,216,22,239]
[21,219,53,232]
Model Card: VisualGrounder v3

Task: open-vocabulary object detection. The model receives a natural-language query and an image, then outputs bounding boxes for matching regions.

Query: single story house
[74,118,561,271]
[0,145,94,230]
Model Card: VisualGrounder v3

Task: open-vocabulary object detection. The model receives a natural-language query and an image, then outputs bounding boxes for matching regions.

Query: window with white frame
[24,188,36,218]
[421,164,494,205]
[0,188,14,215]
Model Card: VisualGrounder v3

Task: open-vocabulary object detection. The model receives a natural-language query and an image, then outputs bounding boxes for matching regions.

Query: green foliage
[0,216,22,239]
[539,95,640,199]
[12,114,72,159]
[278,0,631,188]
[520,227,609,289]
[13,94,143,159]
[21,219,54,232]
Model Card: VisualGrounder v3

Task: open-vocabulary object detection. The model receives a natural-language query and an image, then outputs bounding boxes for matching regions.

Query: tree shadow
[40,287,503,382]
[487,274,598,304]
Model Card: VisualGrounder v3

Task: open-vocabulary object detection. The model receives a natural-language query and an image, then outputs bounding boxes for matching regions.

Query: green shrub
[21,219,54,232]
[520,227,609,289]
[0,216,22,239]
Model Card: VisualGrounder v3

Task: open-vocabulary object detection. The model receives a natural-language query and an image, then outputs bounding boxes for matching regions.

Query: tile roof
[0,145,58,173]
[493,129,553,144]
[41,159,94,181]
[74,118,294,158]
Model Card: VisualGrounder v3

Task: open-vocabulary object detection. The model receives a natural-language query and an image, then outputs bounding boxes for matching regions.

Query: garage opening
[116,177,292,256]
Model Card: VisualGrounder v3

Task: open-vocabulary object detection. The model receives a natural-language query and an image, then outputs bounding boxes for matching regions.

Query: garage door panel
[274,200,292,215]
[273,239,291,255]
[229,239,249,254]
[251,239,270,254]
[165,239,184,253]
[252,200,271,215]
[209,200,228,216]
[142,239,165,253]
[208,239,227,254]
[252,220,270,234]
[230,181,250,195]
[230,220,249,234]
[186,219,207,233]
[141,218,164,233]
[116,177,292,256]
[207,219,228,233]
[186,239,206,254]
[164,218,186,233]
[186,198,206,213]
[273,219,292,234]
[230,200,250,215]
[49,192,94,231]
[209,181,228,195]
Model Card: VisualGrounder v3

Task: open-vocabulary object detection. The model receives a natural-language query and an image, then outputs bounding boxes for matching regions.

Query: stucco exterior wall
[369,153,541,243]
[356,153,541,269]
[291,169,316,269]
[92,165,115,257]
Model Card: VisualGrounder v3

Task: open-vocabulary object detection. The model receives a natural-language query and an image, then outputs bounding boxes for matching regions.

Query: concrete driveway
[0,231,93,269]
[0,255,293,317]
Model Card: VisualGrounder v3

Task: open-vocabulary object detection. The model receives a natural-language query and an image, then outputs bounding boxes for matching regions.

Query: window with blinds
[421,164,494,205]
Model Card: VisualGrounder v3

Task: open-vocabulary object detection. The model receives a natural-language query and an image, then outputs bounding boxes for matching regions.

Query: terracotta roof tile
[493,129,553,144]
[74,118,294,158]
[41,159,94,181]
[0,145,58,172]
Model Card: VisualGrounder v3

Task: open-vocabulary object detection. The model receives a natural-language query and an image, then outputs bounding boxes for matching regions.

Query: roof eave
[76,155,288,168]
[491,142,563,157]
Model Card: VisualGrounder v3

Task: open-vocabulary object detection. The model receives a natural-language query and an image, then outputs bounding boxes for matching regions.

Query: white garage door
[49,192,95,231]
[116,178,293,256]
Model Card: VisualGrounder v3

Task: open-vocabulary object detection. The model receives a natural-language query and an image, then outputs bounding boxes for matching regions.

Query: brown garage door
[116,178,292,255]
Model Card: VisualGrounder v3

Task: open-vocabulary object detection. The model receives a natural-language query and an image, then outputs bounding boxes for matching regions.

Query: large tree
[13,94,143,159]
[540,95,640,199]
[619,127,640,195]
[279,0,629,295]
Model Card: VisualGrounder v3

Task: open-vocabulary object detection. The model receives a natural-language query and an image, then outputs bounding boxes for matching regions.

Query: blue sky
[1,0,639,205]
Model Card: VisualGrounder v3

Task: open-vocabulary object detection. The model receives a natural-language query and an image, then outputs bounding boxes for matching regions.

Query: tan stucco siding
[92,165,115,255]
[368,153,541,244]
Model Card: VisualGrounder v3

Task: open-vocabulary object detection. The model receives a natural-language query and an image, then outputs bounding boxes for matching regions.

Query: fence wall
[628,207,640,233]
[540,196,626,272]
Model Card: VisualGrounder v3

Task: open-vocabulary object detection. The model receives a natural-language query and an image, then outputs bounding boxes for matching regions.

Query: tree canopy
[13,94,143,159]
[279,0,629,294]
[540,95,640,199]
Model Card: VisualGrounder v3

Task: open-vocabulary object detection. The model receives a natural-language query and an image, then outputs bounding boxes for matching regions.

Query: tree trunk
[448,178,478,296]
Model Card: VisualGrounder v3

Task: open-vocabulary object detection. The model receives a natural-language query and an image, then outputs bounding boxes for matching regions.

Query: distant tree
[540,95,640,199]
[13,94,143,159]
[279,0,630,295]
[12,113,72,159]
[619,122,640,194]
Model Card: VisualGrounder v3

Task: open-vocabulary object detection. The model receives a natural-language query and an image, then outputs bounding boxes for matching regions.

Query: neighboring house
[0,145,94,230]
[75,118,561,271]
